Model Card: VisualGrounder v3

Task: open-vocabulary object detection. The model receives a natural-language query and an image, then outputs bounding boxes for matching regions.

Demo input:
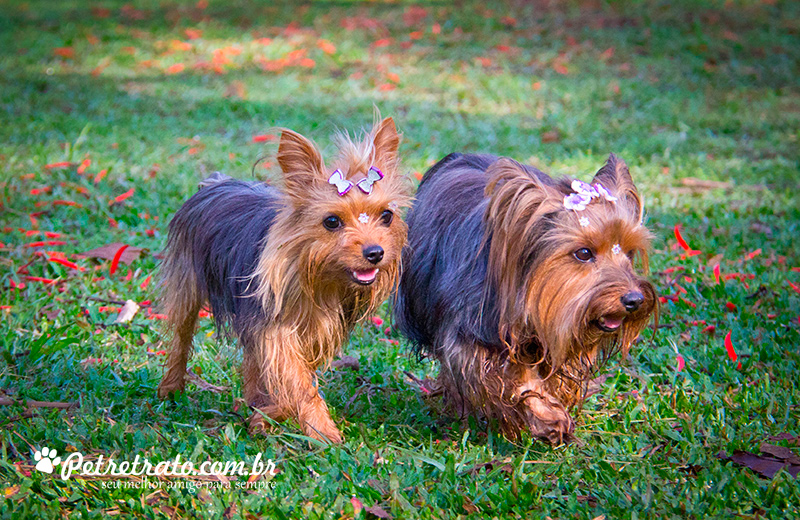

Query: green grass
[1,0,799,517]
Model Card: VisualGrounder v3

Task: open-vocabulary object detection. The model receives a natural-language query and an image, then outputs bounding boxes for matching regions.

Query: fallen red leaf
[53,47,75,59]
[77,159,91,174]
[94,169,108,184]
[713,264,721,284]
[48,258,84,271]
[676,354,685,372]
[110,188,134,205]
[109,244,130,275]
[674,224,691,251]
[252,134,276,143]
[24,276,57,284]
[53,200,82,208]
[788,281,800,295]
[317,39,336,54]
[371,316,384,327]
[726,301,737,312]
[26,240,67,247]
[140,275,152,289]
[166,63,186,74]
[44,161,71,169]
[724,330,741,369]
[81,243,143,265]
[745,248,762,260]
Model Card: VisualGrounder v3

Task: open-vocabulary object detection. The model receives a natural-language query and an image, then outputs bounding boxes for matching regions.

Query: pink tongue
[603,317,623,329]
[354,269,378,282]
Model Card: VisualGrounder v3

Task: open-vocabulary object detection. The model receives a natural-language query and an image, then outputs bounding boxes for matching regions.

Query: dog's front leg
[245,330,342,444]
[516,368,575,444]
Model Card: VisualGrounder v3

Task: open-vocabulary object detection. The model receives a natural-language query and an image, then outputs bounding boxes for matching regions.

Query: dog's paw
[156,376,185,399]
[302,418,343,444]
[522,393,575,445]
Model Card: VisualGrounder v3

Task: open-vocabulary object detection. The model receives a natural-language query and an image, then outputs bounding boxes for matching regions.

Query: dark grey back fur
[393,153,558,356]
[164,179,280,342]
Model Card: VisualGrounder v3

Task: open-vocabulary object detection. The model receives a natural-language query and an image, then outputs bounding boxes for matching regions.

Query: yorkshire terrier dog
[158,117,410,443]
[394,153,656,443]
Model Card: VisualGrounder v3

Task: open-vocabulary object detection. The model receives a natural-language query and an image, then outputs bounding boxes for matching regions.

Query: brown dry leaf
[332,355,360,371]
[197,488,213,504]
[541,130,561,143]
[115,300,140,323]
[462,460,513,476]
[759,442,800,465]
[679,177,732,190]
[80,243,144,265]
[224,81,247,99]
[462,496,479,514]
[768,433,800,446]
[719,450,799,479]
[364,505,392,519]
[186,370,230,393]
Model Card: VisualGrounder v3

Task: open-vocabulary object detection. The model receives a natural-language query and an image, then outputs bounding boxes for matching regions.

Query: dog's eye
[380,210,393,226]
[322,215,342,231]
[574,248,594,262]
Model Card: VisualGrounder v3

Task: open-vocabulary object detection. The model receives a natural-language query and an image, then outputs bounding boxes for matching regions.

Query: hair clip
[328,169,353,196]
[356,166,384,195]
[563,180,617,211]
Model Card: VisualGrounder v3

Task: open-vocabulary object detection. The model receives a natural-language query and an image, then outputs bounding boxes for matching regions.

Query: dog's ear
[592,154,643,223]
[277,129,325,192]
[370,117,400,173]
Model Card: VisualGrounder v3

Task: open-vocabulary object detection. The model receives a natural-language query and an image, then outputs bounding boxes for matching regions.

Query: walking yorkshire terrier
[394,153,656,443]
[158,117,410,443]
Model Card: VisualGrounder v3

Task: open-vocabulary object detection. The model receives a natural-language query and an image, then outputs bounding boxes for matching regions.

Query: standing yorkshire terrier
[158,117,410,443]
[394,153,656,443]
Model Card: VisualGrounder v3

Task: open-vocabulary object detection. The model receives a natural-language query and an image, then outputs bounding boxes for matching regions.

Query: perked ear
[592,154,644,223]
[277,129,325,193]
[370,117,400,173]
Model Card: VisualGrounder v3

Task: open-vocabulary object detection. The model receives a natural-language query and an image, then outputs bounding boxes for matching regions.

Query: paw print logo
[34,447,61,474]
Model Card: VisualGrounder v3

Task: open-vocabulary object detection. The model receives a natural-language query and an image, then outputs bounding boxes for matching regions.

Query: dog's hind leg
[157,253,202,398]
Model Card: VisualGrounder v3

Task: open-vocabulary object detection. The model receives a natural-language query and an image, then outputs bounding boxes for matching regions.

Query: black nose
[621,291,644,312]
[363,245,384,264]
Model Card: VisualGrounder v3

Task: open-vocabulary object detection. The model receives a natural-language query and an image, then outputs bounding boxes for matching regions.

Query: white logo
[34,447,61,474]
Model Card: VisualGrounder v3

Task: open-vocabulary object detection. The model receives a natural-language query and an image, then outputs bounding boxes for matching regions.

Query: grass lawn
[1,0,799,517]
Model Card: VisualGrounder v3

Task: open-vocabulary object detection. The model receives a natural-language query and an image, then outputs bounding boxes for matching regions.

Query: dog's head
[256,117,412,316]
[484,155,656,369]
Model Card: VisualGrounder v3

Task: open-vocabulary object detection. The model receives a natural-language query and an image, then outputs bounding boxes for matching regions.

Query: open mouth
[596,315,625,333]
[351,268,379,286]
